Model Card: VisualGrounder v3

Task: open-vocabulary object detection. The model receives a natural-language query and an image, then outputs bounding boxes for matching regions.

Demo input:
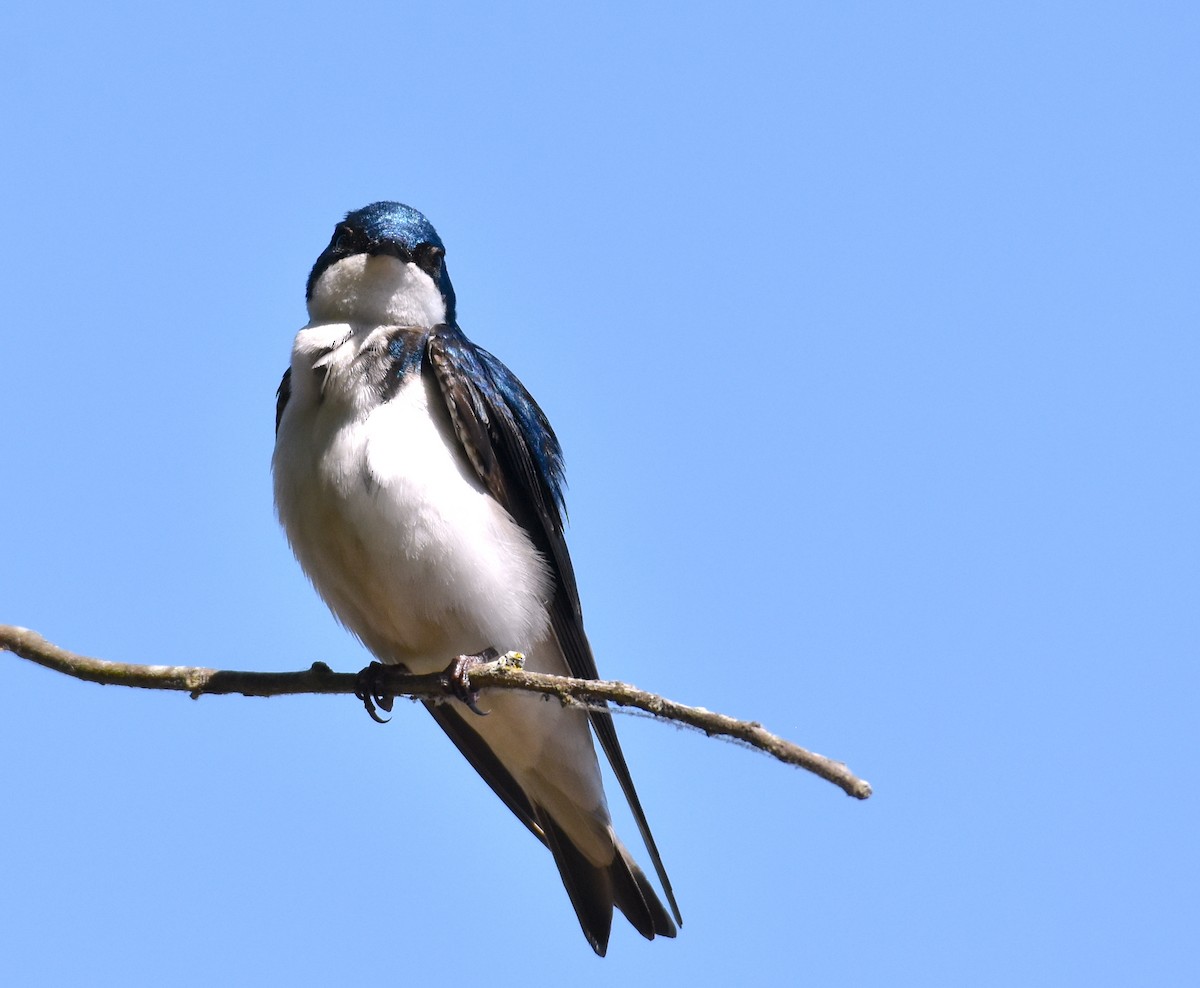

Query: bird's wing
[426,323,681,927]
[275,367,292,433]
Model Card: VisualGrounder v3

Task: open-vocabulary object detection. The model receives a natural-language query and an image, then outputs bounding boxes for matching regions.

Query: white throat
[307,254,447,327]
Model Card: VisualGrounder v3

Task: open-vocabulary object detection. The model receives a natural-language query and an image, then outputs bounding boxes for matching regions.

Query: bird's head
[306,201,457,327]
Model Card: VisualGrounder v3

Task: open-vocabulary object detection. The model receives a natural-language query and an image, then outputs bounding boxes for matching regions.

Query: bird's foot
[443,648,499,716]
[354,660,394,724]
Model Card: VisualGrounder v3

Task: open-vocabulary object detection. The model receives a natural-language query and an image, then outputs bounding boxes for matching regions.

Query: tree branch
[0,623,871,800]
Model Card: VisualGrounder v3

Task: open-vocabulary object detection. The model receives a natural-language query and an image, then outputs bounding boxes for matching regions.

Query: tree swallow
[272,202,680,954]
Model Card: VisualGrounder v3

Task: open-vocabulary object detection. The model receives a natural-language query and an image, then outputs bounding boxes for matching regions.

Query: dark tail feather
[540,813,614,955]
[539,812,677,956]
[611,843,678,942]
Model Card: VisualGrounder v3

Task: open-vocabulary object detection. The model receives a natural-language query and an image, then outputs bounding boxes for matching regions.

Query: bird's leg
[443,647,499,717]
[354,660,395,724]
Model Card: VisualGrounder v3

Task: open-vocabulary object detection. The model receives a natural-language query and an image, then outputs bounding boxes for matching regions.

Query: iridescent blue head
[306,201,457,322]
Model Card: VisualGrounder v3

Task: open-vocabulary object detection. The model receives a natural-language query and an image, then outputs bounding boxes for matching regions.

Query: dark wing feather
[425,324,682,927]
[275,368,292,434]
[427,700,675,951]
[424,702,546,845]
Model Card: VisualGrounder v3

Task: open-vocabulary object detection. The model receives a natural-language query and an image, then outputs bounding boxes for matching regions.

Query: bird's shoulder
[423,323,567,535]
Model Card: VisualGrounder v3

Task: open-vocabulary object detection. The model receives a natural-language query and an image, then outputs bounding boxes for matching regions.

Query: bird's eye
[332,224,355,250]
[415,243,444,279]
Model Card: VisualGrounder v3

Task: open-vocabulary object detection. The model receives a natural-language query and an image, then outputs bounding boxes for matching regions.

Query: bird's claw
[444,648,498,716]
[355,660,394,724]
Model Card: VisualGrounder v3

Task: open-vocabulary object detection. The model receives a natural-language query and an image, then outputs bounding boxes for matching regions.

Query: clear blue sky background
[3,3,1196,985]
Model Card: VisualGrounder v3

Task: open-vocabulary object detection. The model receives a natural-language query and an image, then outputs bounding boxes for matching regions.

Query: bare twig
[0,623,871,800]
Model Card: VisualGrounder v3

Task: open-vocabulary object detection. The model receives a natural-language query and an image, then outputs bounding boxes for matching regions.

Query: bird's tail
[539,811,677,956]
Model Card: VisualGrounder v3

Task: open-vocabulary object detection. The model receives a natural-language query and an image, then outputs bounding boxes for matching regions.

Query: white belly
[272,326,552,671]
[273,323,613,860]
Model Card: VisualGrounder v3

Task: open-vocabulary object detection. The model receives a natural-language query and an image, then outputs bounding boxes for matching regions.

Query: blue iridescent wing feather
[425,323,681,925]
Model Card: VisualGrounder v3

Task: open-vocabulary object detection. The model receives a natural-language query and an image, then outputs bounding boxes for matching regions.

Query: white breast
[272,323,552,672]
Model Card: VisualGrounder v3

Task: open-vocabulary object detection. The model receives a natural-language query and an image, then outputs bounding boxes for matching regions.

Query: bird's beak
[369,240,411,261]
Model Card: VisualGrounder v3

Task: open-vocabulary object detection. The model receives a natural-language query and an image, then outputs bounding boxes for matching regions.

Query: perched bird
[272,202,680,954]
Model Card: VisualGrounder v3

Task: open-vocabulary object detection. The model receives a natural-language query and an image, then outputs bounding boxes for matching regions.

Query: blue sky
[3,2,1197,984]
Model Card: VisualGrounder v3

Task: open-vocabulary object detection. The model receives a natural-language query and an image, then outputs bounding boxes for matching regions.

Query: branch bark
[0,623,871,800]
